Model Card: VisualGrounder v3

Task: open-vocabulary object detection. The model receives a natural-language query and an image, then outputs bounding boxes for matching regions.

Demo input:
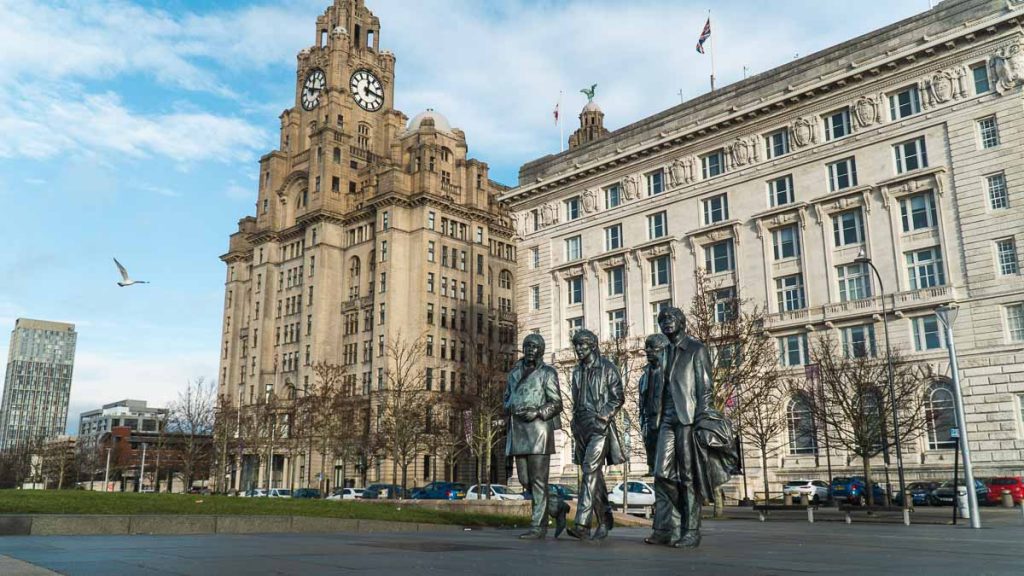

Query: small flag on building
[696,17,712,54]
[553,94,561,126]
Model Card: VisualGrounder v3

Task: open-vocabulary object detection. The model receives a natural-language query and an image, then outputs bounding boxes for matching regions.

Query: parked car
[411,481,467,500]
[930,479,989,506]
[465,484,524,500]
[985,477,1024,505]
[361,483,408,499]
[522,483,578,502]
[327,487,365,501]
[267,488,292,498]
[830,476,886,505]
[608,481,656,508]
[782,480,831,504]
[241,488,267,498]
[892,481,941,507]
[292,488,322,499]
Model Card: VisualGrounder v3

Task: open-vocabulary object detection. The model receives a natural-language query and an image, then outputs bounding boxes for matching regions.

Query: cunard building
[502,0,1024,495]
[219,0,516,492]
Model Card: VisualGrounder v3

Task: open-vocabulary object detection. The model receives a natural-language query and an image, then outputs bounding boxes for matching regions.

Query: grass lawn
[0,490,524,528]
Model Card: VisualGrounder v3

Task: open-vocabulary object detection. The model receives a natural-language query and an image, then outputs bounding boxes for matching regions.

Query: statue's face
[573,339,594,362]
[659,314,681,337]
[522,339,542,365]
[645,342,666,366]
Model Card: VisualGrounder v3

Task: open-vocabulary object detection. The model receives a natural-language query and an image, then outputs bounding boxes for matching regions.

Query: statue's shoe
[565,525,589,540]
[644,532,671,545]
[518,528,547,540]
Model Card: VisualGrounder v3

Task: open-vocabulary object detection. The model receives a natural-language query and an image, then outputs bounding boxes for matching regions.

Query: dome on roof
[582,100,602,113]
[404,109,454,136]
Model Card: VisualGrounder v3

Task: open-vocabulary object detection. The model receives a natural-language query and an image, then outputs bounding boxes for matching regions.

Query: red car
[985,477,1024,504]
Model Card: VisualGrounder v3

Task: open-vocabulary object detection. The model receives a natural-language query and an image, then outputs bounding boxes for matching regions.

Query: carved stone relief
[582,189,599,214]
[598,255,627,269]
[790,117,817,148]
[727,136,760,169]
[540,202,559,227]
[992,39,1024,94]
[852,95,881,128]
[622,174,641,200]
[668,156,696,187]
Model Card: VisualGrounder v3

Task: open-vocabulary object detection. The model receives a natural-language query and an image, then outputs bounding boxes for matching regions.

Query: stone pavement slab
[0,520,1020,575]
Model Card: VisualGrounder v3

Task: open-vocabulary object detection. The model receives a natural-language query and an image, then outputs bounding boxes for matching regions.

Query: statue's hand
[516,409,538,422]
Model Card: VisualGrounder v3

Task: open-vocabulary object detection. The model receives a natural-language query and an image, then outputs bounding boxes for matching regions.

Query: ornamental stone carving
[623,174,640,200]
[668,156,696,187]
[727,136,760,169]
[598,255,627,269]
[540,202,559,227]
[331,26,348,37]
[852,95,881,128]
[582,189,599,214]
[992,39,1024,94]
[790,116,817,148]
[925,68,968,107]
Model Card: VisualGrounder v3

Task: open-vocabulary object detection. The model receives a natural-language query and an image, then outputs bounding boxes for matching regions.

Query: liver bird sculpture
[580,84,597,102]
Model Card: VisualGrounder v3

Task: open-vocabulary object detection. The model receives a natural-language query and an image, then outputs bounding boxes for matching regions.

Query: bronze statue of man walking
[566,329,625,541]
[504,334,564,539]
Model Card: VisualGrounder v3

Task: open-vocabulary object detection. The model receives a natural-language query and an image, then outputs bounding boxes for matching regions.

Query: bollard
[1002,489,1014,508]
[800,493,810,506]
[784,493,793,506]
[957,488,970,519]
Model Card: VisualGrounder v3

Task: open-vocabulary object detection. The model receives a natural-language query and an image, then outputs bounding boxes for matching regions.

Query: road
[0,518,1021,575]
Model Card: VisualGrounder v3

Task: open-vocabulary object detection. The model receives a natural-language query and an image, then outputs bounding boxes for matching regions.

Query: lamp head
[854,248,870,264]
[935,303,959,329]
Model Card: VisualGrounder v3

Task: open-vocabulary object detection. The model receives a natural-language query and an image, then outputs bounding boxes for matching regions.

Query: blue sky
[0,0,934,431]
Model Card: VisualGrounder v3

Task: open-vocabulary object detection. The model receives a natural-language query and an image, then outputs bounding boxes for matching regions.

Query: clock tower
[219,0,517,494]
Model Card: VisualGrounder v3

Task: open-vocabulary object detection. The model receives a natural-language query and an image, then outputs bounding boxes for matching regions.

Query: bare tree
[40,438,77,489]
[452,351,508,496]
[732,371,789,503]
[306,362,347,495]
[794,333,929,506]
[167,377,216,491]
[601,330,645,511]
[212,394,239,493]
[377,332,434,495]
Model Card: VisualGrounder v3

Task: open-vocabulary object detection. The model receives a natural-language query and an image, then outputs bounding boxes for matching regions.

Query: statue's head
[644,333,671,368]
[657,306,687,339]
[521,333,545,365]
[571,329,600,363]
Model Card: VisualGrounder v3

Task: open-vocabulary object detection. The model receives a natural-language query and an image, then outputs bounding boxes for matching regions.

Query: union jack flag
[696,18,711,54]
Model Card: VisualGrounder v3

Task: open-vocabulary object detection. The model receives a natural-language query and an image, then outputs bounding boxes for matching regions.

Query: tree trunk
[400,462,408,498]
[760,450,770,503]
[862,456,873,507]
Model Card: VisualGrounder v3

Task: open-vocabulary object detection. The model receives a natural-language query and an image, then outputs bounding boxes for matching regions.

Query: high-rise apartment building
[502,0,1024,493]
[78,399,168,439]
[219,0,515,491]
[0,319,77,451]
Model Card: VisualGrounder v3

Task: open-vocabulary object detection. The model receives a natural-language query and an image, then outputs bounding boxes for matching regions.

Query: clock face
[301,68,326,111]
[349,69,384,112]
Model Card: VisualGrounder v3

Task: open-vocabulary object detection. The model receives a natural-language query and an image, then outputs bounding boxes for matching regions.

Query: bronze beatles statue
[504,334,565,539]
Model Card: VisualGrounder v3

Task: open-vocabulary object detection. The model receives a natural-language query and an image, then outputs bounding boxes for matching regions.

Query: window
[427,241,435,262]
[912,315,946,351]
[772,225,801,260]
[476,226,483,244]
[565,196,581,221]
[379,303,386,325]
[651,300,671,328]
[605,224,623,251]
[379,272,386,293]
[530,247,540,269]
[972,63,990,94]
[1008,304,1024,341]
[648,212,667,239]
[702,194,729,225]
[380,240,388,262]
[428,211,435,230]
[765,129,790,159]
[382,210,390,230]
[842,324,877,358]
[567,277,584,305]
[888,86,921,120]
[823,108,851,141]
[426,335,434,356]
[650,256,670,287]
[894,137,928,173]
[331,176,340,192]
[988,173,1009,210]
[827,157,858,192]
[567,316,584,336]
[704,240,735,273]
[837,263,871,302]
[787,397,817,454]
[997,238,1019,275]
[713,287,736,324]
[832,209,865,246]
[978,116,1000,149]
[426,303,434,324]
[926,383,957,450]
[647,170,665,195]
[605,184,622,209]
[906,247,945,289]
[530,285,541,310]
[565,236,582,261]
[775,274,806,311]
[701,149,725,179]
[768,175,793,207]
[608,309,627,339]
[778,334,809,367]
[899,192,938,232]
[499,270,513,289]
[427,272,435,293]
[607,266,624,296]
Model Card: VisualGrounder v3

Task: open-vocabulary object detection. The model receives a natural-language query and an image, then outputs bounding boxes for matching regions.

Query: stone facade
[218,0,515,491]
[501,0,1024,497]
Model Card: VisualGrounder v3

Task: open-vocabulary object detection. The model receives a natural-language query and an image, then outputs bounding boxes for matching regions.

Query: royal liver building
[218,0,516,492]
[503,0,1024,495]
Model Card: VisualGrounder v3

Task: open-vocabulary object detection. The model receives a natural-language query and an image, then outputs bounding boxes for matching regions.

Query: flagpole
[709,10,716,91]
[558,90,565,152]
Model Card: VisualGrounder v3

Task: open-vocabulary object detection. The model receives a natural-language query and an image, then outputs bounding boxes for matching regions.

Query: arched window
[787,396,817,455]
[348,257,361,299]
[498,270,512,289]
[926,381,956,450]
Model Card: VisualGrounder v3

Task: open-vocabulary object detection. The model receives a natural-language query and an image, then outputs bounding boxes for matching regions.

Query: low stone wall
[361,498,532,517]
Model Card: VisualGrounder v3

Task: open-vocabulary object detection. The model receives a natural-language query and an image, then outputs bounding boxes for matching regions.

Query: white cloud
[225,181,255,201]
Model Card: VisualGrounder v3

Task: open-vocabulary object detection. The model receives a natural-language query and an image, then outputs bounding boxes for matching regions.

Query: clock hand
[366,87,383,99]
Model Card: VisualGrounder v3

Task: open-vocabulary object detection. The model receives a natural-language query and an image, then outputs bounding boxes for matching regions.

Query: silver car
[782,480,830,503]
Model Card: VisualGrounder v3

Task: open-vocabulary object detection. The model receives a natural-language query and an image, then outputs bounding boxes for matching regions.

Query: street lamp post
[854,250,907,510]
[935,304,981,528]
[139,443,148,492]
[103,447,112,492]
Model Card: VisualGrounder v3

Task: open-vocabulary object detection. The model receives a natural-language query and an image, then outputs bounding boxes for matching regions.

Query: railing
[894,285,952,306]
[498,310,517,324]
[767,285,955,328]
[440,180,462,198]
[350,146,384,165]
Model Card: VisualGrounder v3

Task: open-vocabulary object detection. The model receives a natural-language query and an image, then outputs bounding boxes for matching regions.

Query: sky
[0,0,935,433]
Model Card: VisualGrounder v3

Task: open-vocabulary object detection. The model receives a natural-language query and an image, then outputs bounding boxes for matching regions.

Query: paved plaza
[1,517,1022,576]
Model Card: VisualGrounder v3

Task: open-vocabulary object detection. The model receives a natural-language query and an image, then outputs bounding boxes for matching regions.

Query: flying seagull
[113,258,149,287]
